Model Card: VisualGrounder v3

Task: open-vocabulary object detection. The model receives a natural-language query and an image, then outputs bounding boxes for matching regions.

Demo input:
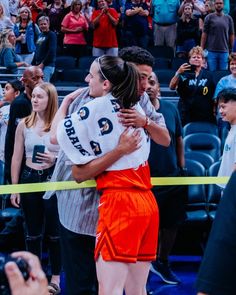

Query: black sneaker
[150,261,181,285]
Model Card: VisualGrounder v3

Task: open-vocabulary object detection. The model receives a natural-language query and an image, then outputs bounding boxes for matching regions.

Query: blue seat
[185,151,215,173]
[148,45,174,59]
[78,56,96,70]
[207,161,222,221]
[184,133,221,161]
[184,159,208,226]
[154,69,176,87]
[183,122,219,137]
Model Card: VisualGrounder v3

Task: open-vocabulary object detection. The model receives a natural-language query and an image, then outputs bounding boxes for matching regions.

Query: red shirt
[92,8,119,48]
[62,11,88,45]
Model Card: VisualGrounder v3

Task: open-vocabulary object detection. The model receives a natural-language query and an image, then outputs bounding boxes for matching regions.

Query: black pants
[60,225,98,295]
[20,165,61,275]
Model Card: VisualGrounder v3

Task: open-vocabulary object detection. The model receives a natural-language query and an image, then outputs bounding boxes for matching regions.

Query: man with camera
[169,46,216,126]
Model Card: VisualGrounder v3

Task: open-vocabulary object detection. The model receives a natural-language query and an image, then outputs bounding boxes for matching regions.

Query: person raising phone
[10,82,62,295]
[169,46,216,126]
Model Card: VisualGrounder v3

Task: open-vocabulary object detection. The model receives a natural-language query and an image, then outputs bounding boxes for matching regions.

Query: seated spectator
[45,0,70,51]
[123,0,149,49]
[0,80,23,163]
[61,0,88,59]
[0,3,14,31]
[214,53,236,99]
[32,16,57,82]
[0,29,28,74]
[91,0,119,56]
[19,0,44,23]
[14,7,40,65]
[169,46,216,126]
[176,3,201,58]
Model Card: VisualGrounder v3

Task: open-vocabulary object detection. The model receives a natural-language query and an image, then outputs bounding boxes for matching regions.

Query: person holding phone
[169,46,216,126]
[10,82,62,295]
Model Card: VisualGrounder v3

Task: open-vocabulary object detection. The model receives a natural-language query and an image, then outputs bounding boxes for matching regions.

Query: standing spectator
[10,82,61,295]
[0,80,23,163]
[169,46,216,126]
[230,5,236,52]
[91,0,119,56]
[176,2,201,58]
[201,0,234,71]
[123,0,149,48]
[214,53,236,98]
[61,0,88,59]
[4,66,43,184]
[82,0,94,46]
[45,0,70,51]
[9,0,20,23]
[217,88,236,188]
[32,16,57,82]
[147,72,187,285]
[19,0,44,23]
[0,3,14,31]
[0,0,10,17]
[152,0,179,50]
[14,7,40,65]
[0,29,28,74]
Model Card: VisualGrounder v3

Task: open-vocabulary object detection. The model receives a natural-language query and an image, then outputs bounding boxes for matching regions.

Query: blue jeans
[43,66,55,82]
[207,51,229,71]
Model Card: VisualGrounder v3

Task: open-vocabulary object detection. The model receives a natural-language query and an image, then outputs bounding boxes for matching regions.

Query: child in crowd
[217,88,236,188]
[0,80,23,163]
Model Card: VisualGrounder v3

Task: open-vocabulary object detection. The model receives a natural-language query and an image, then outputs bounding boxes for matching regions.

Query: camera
[0,253,30,295]
[189,64,197,72]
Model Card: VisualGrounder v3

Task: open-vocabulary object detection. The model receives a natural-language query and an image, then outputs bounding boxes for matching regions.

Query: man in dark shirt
[4,66,43,184]
[147,72,187,286]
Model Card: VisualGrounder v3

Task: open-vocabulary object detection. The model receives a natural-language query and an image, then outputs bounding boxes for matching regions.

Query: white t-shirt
[218,124,236,188]
[0,104,10,162]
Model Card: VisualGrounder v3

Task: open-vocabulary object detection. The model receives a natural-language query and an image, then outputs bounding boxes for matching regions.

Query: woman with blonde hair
[0,29,28,74]
[10,82,62,295]
[0,3,14,31]
[14,6,40,64]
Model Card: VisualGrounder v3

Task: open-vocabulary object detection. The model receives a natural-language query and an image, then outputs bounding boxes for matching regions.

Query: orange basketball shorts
[94,188,159,263]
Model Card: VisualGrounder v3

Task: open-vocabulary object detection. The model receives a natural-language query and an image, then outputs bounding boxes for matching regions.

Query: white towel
[57,93,150,170]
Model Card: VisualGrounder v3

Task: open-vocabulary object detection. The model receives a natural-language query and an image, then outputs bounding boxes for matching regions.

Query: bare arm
[229,34,235,51]
[169,63,190,90]
[106,10,119,26]
[118,108,170,146]
[176,136,185,168]
[10,121,25,208]
[72,128,142,182]
[200,32,207,49]
[50,88,84,144]
[11,121,25,185]
[92,11,104,27]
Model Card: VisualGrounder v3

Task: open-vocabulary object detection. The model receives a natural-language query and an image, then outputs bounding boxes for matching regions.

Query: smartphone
[32,145,45,163]
[189,64,197,72]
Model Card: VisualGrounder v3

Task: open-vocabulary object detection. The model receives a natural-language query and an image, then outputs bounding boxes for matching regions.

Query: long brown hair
[25,82,58,132]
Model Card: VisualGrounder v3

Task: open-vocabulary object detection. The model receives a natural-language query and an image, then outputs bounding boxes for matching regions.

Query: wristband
[143,116,151,128]
[175,72,180,78]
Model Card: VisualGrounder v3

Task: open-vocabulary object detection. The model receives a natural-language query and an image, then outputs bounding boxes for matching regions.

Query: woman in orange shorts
[57,55,159,295]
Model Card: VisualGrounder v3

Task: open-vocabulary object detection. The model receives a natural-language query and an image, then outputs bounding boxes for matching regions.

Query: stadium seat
[171,57,188,70]
[184,133,221,161]
[55,69,87,87]
[78,56,96,70]
[184,159,208,226]
[183,121,219,137]
[212,70,230,85]
[155,69,176,87]
[185,151,215,173]
[206,161,222,221]
[147,45,174,60]
[153,57,170,70]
